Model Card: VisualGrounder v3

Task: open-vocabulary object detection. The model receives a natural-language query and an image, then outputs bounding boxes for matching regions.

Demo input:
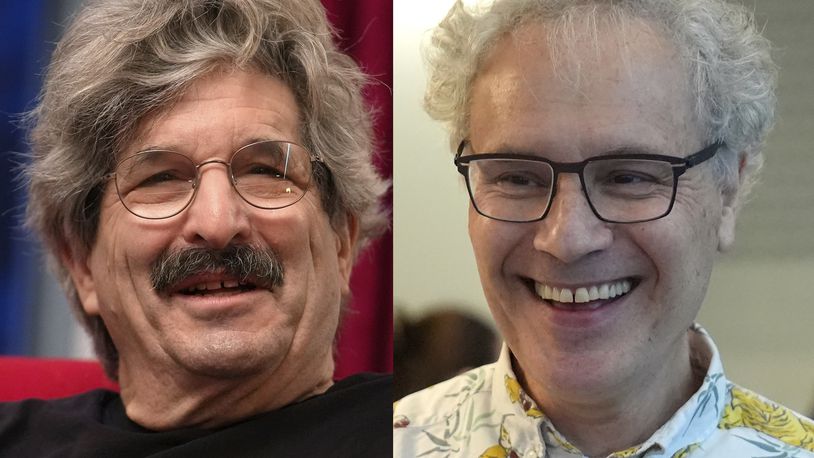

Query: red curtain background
[322,0,393,378]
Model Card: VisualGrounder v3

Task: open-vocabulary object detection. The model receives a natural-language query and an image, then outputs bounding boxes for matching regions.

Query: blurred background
[0,0,393,378]
[0,1,91,360]
[394,0,814,414]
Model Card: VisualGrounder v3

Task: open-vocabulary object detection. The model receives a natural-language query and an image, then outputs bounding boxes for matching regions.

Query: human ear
[60,244,101,316]
[717,154,746,252]
[334,213,360,296]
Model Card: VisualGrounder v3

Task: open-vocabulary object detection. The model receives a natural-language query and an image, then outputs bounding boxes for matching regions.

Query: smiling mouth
[532,278,637,310]
[177,280,258,296]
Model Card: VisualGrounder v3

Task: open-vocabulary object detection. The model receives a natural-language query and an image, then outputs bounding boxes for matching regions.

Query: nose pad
[533,175,612,263]
[181,162,251,248]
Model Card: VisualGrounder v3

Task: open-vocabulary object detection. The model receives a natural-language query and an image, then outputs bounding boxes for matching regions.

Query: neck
[518,331,702,457]
[116,354,334,431]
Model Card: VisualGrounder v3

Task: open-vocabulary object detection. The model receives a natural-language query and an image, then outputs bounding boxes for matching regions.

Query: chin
[169,330,289,379]
[518,340,633,394]
[552,356,625,391]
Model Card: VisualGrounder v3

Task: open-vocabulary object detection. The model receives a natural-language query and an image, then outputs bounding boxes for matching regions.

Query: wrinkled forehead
[118,67,304,160]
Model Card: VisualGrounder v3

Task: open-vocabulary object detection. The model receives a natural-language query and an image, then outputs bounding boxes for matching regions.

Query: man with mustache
[0,0,390,456]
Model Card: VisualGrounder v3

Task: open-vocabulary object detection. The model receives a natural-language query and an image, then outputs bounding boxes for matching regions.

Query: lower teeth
[548,292,628,309]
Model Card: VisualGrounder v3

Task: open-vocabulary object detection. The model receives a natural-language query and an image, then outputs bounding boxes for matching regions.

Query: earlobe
[718,152,746,253]
[334,213,360,295]
[717,205,736,252]
[60,245,101,316]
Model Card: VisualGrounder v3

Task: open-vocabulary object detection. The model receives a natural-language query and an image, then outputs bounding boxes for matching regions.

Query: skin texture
[467,21,739,456]
[64,68,358,430]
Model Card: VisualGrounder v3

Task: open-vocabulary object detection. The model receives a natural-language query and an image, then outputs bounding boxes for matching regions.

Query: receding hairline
[468,14,702,146]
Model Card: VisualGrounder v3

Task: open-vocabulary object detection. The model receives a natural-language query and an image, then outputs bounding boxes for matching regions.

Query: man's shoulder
[0,389,113,422]
[709,382,814,456]
[394,363,496,430]
[0,390,118,455]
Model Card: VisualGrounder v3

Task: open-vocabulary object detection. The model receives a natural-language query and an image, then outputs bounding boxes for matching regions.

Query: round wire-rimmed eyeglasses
[111,140,322,220]
[454,141,724,224]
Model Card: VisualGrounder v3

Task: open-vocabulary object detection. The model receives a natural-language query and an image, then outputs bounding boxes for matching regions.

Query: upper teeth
[185,280,245,293]
[535,279,632,304]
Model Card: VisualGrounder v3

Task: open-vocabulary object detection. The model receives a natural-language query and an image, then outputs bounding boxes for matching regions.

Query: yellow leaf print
[499,423,511,449]
[504,375,544,418]
[670,443,700,458]
[718,385,814,452]
[480,444,509,458]
[480,425,519,458]
[609,445,640,457]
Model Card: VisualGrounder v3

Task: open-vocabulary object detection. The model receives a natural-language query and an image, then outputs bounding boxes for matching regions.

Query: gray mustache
[151,245,284,293]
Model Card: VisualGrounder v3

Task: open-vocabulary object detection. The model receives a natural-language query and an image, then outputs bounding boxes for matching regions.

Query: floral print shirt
[394,325,814,458]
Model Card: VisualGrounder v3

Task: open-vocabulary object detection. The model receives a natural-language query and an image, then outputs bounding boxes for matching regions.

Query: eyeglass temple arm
[453,140,468,175]
[684,141,725,168]
[455,139,725,171]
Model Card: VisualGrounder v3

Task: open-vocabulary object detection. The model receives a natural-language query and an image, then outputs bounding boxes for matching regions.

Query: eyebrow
[599,145,664,156]
[136,145,170,152]
[129,137,286,156]
[485,143,664,157]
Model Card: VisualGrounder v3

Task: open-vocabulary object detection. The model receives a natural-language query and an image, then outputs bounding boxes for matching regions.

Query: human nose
[532,174,613,263]
[180,162,252,248]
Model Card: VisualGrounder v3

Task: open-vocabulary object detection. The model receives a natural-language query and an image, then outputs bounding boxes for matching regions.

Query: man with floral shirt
[393,0,814,456]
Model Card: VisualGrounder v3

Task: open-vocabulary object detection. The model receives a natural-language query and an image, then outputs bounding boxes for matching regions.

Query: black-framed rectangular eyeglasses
[454,141,724,224]
[113,140,321,220]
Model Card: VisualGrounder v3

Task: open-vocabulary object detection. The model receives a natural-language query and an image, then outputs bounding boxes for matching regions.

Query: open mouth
[177,280,257,296]
[530,278,638,310]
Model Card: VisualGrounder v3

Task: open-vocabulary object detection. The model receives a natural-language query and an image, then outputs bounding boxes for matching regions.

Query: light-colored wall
[394,0,814,414]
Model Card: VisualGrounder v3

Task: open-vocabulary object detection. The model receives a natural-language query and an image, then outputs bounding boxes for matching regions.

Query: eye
[496,172,545,187]
[247,163,285,178]
[137,170,189,187]
[587,158,674,190]
[606,172,658,185]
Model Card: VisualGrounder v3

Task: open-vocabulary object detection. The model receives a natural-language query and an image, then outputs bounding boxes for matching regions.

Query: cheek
[642,200,720,303]
[94,191,173,274]
[113,224,176,284]
[90,217,175,317]
[258,202,339,295]
[468,209,522,285]
[257,204,320,261]
[468,209,497,276]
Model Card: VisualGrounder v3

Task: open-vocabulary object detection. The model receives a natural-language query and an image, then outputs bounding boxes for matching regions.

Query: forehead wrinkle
[126,71,301,158]
[128,105,298,159]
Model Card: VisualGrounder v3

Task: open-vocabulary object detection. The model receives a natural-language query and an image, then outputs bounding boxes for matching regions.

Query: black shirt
[0,373,391,457]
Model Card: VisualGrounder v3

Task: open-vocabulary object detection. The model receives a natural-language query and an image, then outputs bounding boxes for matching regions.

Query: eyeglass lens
[114,141,313,219]
[466,157,676,223]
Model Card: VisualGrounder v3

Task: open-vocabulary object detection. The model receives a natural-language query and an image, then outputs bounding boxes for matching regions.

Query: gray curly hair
[424,0,777,207]
[24,0,389,379]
